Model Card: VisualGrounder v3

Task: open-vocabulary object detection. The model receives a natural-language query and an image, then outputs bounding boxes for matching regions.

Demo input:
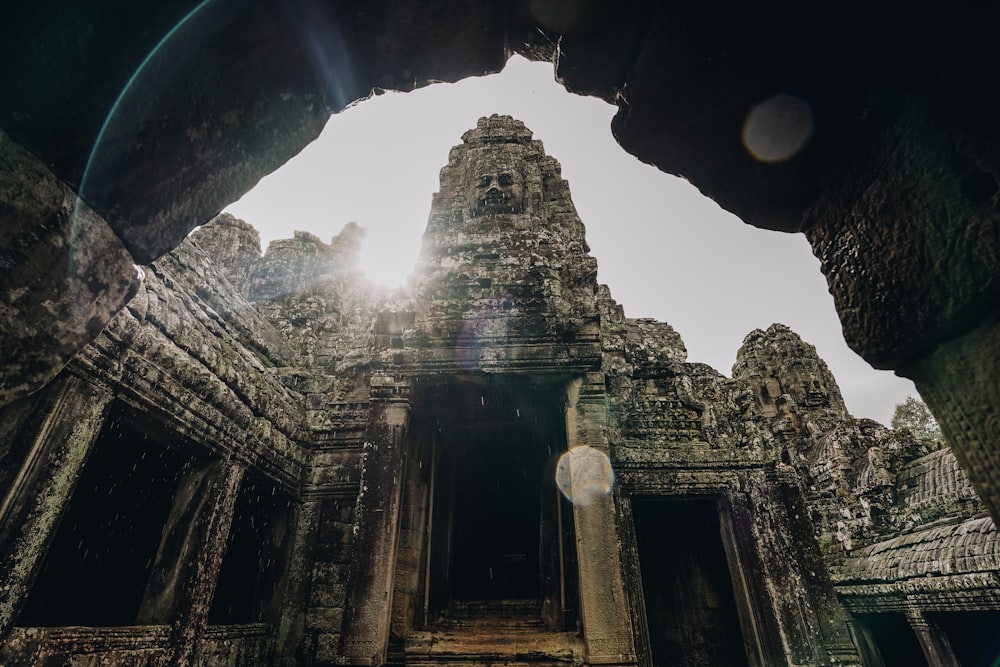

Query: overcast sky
[224,56,916,425]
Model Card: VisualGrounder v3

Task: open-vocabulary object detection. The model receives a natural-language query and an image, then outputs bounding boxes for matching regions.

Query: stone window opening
[208,471,295,625]
[17,406,207,628]
[850,612,926,666]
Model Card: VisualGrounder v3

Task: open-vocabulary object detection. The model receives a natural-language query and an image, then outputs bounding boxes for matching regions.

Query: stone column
[274,500,322,667]
[904,608,961,667]
[135,458,244,666]
[564,375,637,667]
[844,618,885,667]
[340,391,411,665]
[613,496,654,667]
[728,472,862,667]
[900,314,1000,525]
[0,373,113,639]
[716,499,774,667]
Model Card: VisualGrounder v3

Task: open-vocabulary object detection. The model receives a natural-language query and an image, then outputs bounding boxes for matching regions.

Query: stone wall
[193,212,262,296]
[0,220,314,665]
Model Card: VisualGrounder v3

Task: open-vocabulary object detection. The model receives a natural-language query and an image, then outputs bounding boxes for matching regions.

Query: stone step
[406,661,578,667]
[404,600,583,667]
[435,617,549,634]
[447,599,543,619]
[404,628,583,667]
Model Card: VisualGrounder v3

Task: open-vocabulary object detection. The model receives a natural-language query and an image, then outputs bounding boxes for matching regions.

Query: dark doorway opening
[208,472,295,624]
[415,377,577,628]
[633,497,750,667]
[852,612,926,667]
[931,610,1000,667]
[18,406,204,627]
[449,425,544,600]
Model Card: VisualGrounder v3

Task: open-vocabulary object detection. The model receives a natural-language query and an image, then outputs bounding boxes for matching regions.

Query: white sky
[225,56,916,425]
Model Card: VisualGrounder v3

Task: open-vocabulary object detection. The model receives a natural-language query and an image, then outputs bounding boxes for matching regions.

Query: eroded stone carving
[465,152,525,217]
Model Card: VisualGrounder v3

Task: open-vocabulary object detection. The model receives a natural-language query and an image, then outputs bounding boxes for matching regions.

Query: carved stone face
[466,157,524,217]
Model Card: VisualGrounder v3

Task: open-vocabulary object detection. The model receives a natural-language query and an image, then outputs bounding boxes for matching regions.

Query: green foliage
[891,396,942,442]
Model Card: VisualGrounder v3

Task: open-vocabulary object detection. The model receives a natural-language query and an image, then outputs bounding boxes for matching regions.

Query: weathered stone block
[0,131,139,406]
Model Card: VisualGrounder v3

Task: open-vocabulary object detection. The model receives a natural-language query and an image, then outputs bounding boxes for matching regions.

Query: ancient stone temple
[0,115,998,667]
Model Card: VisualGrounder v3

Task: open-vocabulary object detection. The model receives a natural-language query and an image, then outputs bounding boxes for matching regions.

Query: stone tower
[340,115,632,666]
[409,114,600,371]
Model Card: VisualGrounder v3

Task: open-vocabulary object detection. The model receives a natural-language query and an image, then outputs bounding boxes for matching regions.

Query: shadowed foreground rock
[0,116,997,667]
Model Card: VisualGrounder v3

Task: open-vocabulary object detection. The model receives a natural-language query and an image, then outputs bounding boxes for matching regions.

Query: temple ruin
[0,115,997,666]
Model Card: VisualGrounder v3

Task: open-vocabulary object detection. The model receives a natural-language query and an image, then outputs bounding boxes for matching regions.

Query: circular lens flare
[555,445,614,506]
[742,93,814,163]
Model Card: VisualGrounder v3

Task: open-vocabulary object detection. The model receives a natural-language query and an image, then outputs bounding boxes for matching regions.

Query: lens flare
[555,445,614,506]
[741,93,814,163]
[74,0,361,256]
[455,298,523,370]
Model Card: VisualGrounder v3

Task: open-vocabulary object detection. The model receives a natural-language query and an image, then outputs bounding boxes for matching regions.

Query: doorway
[931,610,1000,666]
[17,407,205,627]
[633,497,750,667]
[851,612,926,666]
[412,378,577,628]
[448,425,544,600]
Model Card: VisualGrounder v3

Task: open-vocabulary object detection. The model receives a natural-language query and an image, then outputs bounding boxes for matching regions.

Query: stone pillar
[564,375,637,667]
[728,472,862,666]
[135,458,244,666]
[844,618,885,667]
[904,608,961,667]
[340,391,411,665]
[900,314,1000,525]
[0,373,113,639]
[716,499,776,667]
[274,500,322,667]
[614,496,654,667]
